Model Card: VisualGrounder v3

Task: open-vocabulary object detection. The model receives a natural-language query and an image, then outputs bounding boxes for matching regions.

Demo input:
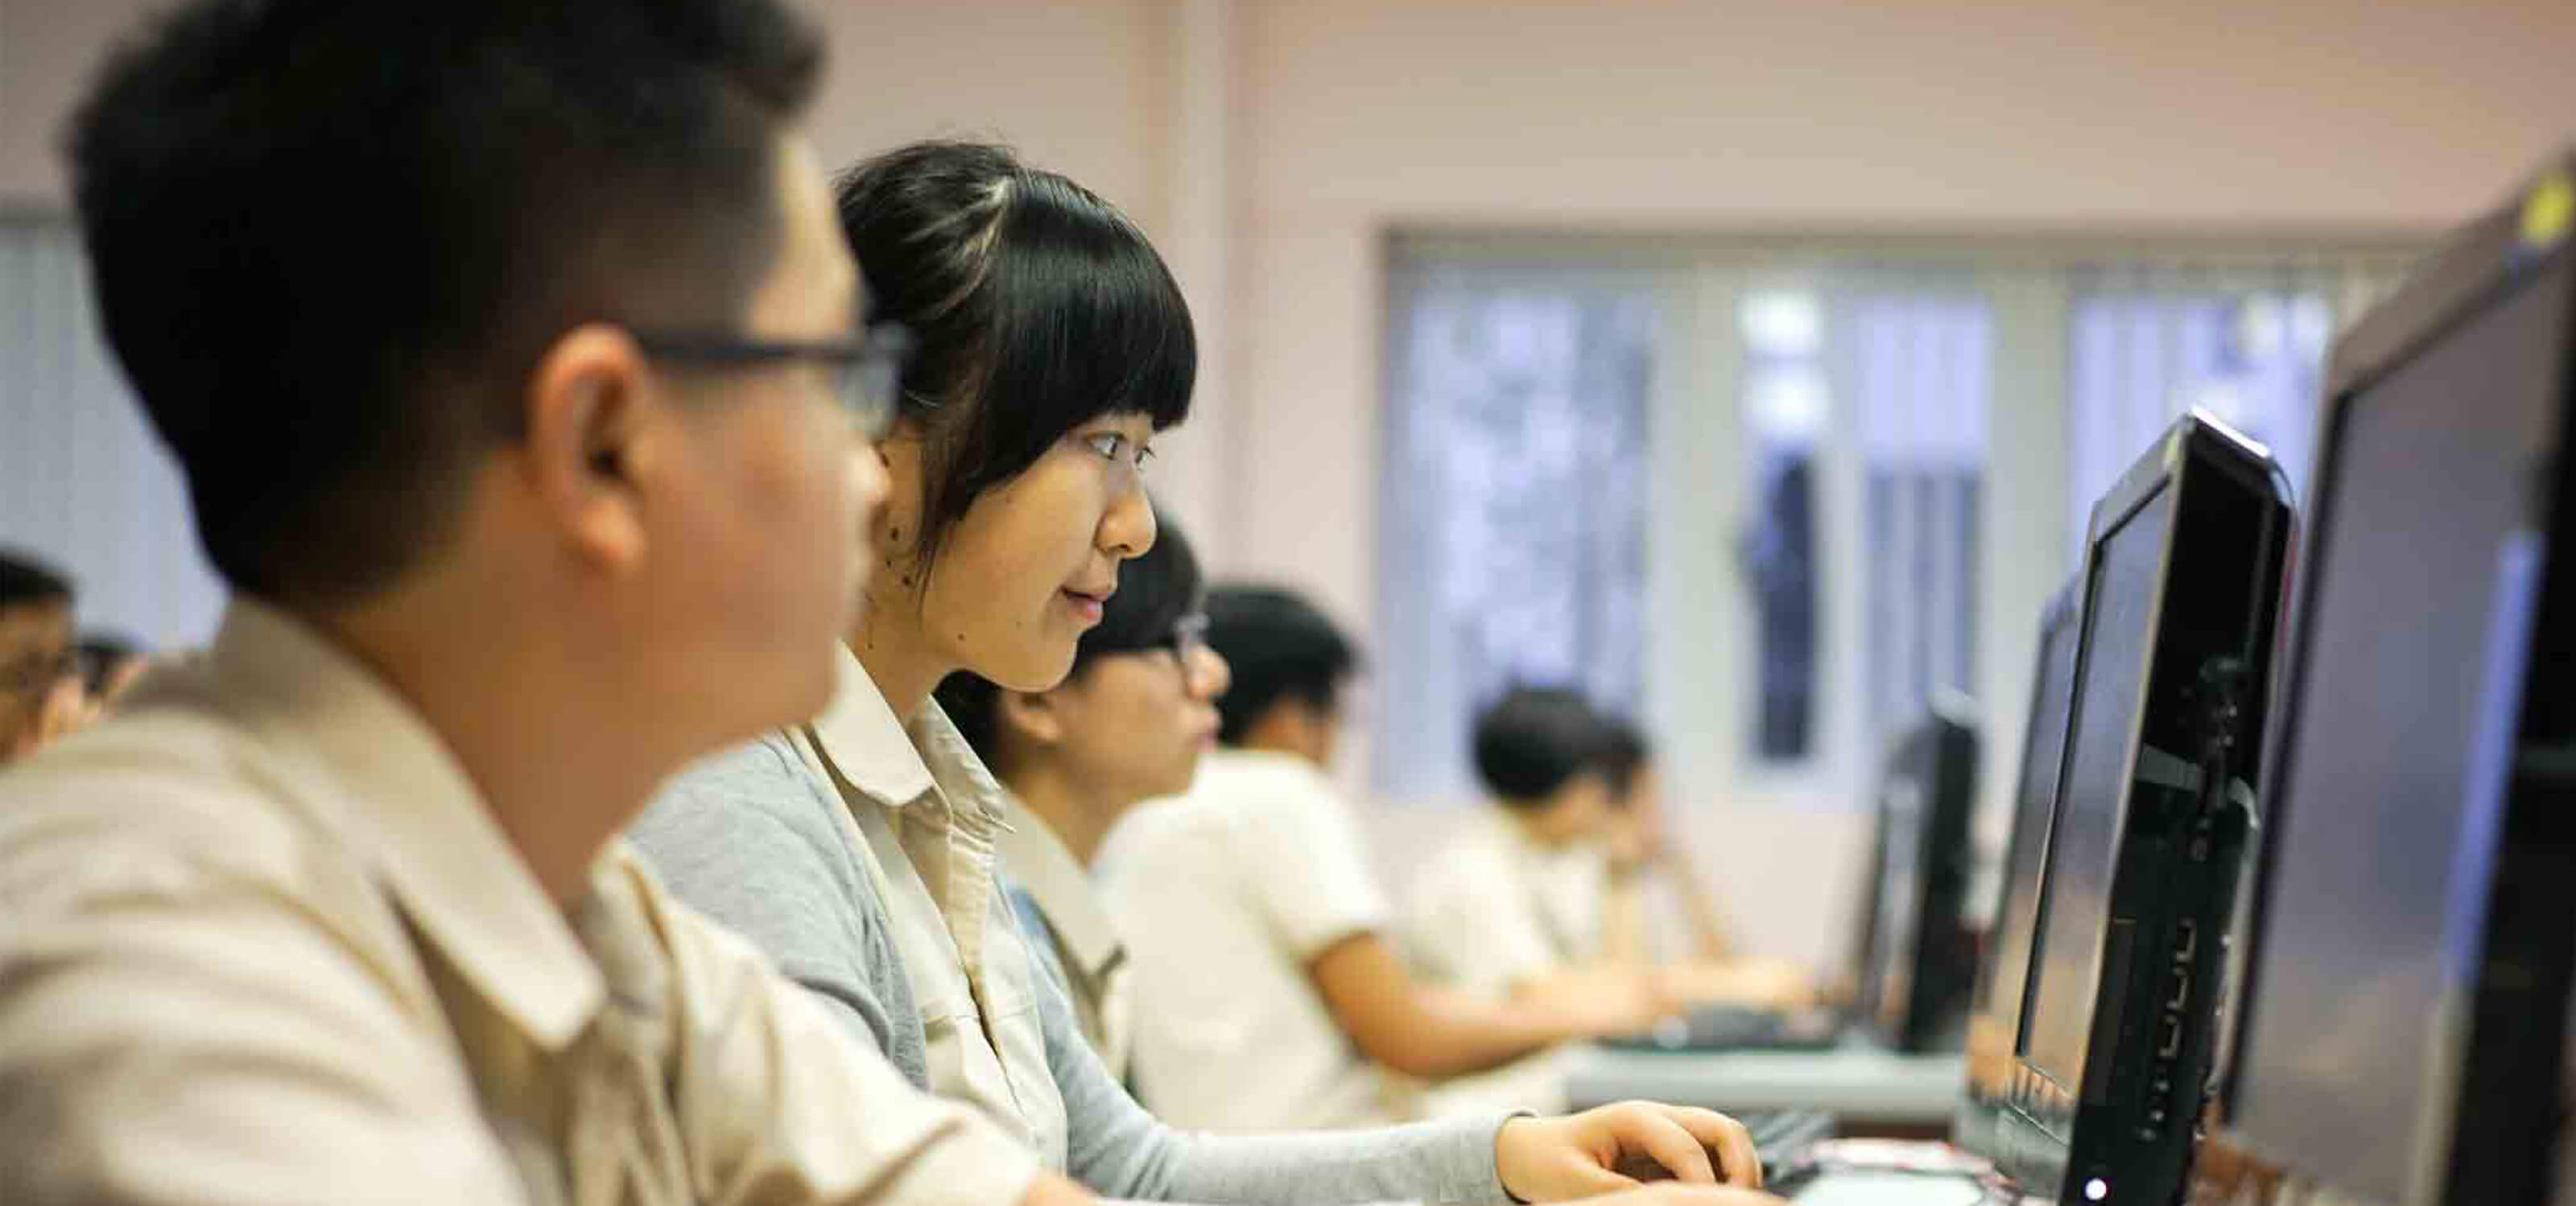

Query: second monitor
[1996,410,2293,1205]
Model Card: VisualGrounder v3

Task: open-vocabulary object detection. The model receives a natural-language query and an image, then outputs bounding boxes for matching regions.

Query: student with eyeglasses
[931,505,1228,1084]
[1104,588,1678,1137]
[629,139,1780,1206]
[0,3,1086,1205]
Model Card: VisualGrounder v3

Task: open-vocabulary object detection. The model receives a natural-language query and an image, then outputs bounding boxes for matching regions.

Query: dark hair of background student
[0,551,72,613]
[1472,685,1612,807]
[1594,717,1653,804]
[1200,584,1359,745]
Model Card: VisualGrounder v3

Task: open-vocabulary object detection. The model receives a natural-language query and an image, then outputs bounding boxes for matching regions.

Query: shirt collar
[995,803,1123,980]
[210,598,606,1050]
[804,643,1010,827]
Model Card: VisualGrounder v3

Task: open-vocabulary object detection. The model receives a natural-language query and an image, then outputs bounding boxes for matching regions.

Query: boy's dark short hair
[1203,584,1358,745]
[1472,686,1611,807]
[0,551,74,613]
[1594,717,1653,803]
[67,0,825,604]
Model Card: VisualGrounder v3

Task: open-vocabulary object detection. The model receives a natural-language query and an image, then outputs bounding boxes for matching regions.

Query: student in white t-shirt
[1403,687,1627,998]
[1594,720,1815,1009]
[1103,587,1673,1134]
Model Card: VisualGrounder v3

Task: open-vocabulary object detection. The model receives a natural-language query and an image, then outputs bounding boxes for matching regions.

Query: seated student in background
[0,550,88,763]
[0,559,151,765]
[631,141,1772,1206]
[1595,721,1814,1009]
[1103,587,1674,1134]
[77,631,151,703]
[935,506,1227,1084]
[1401,687,1628,1000]
[0,3,1083,1204]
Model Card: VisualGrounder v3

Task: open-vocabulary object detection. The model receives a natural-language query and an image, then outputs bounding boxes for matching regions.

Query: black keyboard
[1604,1004,1846,1053]
[1742,1109,1838,1184]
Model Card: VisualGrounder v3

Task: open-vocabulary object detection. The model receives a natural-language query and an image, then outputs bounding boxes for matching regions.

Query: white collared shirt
[0,601,1038,1206]
[787,647,1070,1167]
[994,806,1134,1081]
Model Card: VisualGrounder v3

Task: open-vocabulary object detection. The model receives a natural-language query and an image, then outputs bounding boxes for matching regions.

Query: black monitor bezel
[1952,575,2083,1161]
[1996,409,2291,1196]
[1971,576,2083,1026]
[1855,696,1982,1053]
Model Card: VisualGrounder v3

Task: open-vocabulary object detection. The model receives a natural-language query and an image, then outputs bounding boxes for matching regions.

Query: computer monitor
[2215,151,2576,1206]
[1852,697,1980,1053]
[1955,576,2083,1156]
[1996,410,2293,1204]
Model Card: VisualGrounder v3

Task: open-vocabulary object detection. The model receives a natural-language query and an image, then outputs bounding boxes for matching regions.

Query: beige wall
[5,0,2571,969]
[0,1,1170,217]
[1227,0,2576,619]
[1222,0,2573,968]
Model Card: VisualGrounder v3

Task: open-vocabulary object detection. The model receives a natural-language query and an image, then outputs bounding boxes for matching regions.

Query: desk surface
[1564,1041,1967,1125]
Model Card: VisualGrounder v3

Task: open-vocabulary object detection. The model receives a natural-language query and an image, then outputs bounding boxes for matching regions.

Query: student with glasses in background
[934,506,1228,1084]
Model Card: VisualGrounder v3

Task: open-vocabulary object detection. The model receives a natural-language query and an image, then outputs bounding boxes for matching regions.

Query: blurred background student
[1,550,90,764]
[1401,686,1624,1000]
[1593,720,1815,1010]
[1104,587,1669,1132]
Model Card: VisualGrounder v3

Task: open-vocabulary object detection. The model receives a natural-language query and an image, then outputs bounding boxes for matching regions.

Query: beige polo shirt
[1401,811,1610,998]
[0,601,1039,1206]
[789,648,1070,1166]
[1100,748,1421,1132]
[994,807,1134,1082]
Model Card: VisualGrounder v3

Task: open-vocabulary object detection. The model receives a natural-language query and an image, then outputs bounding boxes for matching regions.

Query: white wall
[5,0,2572,969]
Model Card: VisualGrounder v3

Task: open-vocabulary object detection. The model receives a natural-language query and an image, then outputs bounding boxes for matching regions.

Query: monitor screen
[1984,593,2083,1022]
[2228,264,2570,1202]
[2018,486,2173,1104]
[1864,765,1926,1035]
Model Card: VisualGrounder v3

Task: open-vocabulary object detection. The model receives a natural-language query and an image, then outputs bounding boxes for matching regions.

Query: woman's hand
[1496,1101,1765,1200]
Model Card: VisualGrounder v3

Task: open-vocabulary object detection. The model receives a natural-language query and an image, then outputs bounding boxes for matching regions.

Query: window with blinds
[1374,239,2417,809]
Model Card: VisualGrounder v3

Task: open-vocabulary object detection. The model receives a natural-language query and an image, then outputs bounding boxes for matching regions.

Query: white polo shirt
[1100,748,1421,1132]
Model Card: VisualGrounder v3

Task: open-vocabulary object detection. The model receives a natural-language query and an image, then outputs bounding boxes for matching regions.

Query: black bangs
[1075,504,1203,664]
[836,140,1196,576]
[936,169,1196,522]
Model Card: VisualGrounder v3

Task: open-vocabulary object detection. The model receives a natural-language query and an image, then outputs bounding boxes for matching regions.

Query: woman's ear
[873,432,926,560]
[997,688,1067,747]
